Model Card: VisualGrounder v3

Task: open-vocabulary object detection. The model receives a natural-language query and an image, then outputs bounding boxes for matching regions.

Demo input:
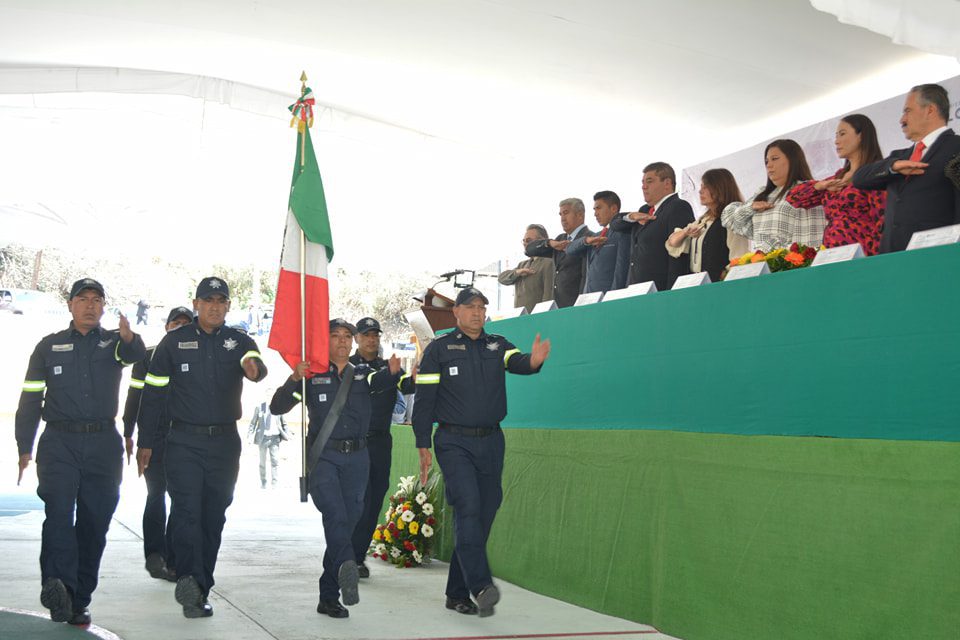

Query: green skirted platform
[388,244,960,640]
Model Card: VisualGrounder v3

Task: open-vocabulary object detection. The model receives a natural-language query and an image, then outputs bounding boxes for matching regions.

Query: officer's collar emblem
[223,338,238,351]
[98,339,113,349]
[208,278,222,289]
[486,342,500,351]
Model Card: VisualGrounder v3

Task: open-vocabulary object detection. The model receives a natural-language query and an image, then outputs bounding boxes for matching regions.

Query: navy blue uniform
[122,347,174,564]
[137,320,263,595]
[412,329,540,601]
[271,363,392,601]
[348,352,416,565]
[15,324,145,609]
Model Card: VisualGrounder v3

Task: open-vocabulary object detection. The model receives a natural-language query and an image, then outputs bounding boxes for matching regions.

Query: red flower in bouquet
[789,242,800,252]
[802,246,817,261]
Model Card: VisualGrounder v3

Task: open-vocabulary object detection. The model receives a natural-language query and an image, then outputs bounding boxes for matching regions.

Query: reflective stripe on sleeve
[240,350,261,364]
[115,341,138,366]
[417,373,440,385]
[144,373,170,387]
[397,372,411,390]
[129,378,145,390]
[292,391,302,401]
[22,380,46,392]
[503,348,521,368]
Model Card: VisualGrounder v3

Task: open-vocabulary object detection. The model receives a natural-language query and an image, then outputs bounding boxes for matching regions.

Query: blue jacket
[565,228,630,294]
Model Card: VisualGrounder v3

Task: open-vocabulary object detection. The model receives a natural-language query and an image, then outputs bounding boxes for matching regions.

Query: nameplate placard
[672,272,711,289]
[530,300,558,314]
[489,307,527,321]
[725,262,770,281]
[602,281,657,302]
[906,224,960,251]
[812,243,864,266]
[574,292,604,306]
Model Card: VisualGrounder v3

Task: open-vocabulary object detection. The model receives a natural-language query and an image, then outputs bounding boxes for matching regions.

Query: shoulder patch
[51,343,74,352]
[178,341,199,350]
[312,376,331,385]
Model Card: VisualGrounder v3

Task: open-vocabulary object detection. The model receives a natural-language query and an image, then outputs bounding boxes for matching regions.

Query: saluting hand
[17,453,31,486]
[118,313,134,343]
[136,448,152,477]
[751,201,774,212]
[388,354,401,375]
[125,437,134,465]
[529,333,551,370]
[891,160,928,176]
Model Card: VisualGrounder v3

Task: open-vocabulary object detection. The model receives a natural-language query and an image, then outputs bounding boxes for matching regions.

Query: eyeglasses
[521,237,534,244]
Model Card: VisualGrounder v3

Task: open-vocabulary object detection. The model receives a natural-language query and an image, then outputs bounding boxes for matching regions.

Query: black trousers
[36,427,123,608]
[310,448,368,601]
[143,440,173,562]
[434,427,504,600]
[350,431,392,564]
[164,427,240,594]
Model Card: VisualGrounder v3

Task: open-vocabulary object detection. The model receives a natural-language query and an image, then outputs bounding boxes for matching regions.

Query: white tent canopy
[0,0,958,273]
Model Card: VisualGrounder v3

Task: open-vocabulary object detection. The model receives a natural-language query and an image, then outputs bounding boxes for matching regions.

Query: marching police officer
[121,305,194,582]
[349,316,416,579]
[271,318,398,618]
[15,278,146,626]
[136,277,267,618]
[413,287,550,617]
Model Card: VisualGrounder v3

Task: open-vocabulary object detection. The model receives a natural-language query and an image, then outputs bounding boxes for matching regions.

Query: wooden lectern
[420,288,456,332]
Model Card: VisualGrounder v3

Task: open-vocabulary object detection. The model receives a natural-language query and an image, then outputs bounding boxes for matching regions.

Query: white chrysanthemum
[412,550,423,563]
[385,508,394,520]
[401,509,416,523]
[422,502,434,516]
[415,491,427,505]
[375,543,387,555]
[421,524,434,538]
[390,547,401,558]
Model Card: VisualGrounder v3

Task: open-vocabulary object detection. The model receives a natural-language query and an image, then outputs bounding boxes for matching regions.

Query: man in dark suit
[610,162,694,290]
[525,198,595,307]
[566,191,630,294]
[853,83,960,253]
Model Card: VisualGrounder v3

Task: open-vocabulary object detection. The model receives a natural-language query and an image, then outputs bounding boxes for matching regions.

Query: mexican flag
[268,127,334,373]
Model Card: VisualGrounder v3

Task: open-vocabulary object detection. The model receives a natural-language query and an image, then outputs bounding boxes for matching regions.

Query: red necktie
[648,206,656,216]
[600,227,608,238]
[909,141,926,162]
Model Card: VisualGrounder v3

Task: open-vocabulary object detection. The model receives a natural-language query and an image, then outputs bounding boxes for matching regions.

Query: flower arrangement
[370,472,441,568]
[724,242,819,278]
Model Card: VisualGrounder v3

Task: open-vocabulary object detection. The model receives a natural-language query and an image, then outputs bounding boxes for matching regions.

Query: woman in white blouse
[666,168,749,282]
[721,139,826,252]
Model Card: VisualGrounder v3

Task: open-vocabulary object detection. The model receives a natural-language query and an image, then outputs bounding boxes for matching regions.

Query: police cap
[69,278,105,300]
[454,287,489,306]
[166,306,194,324]
[356,317,382,334]
[330,318,357,335]
[195,277,230,300]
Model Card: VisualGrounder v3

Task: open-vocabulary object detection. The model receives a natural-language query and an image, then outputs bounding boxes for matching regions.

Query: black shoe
[40,578,72,623]
[445,596,478,615]
[145,553,177,582]
[476,584,500,618]
[316,599,349,618]
[338,560,359,606]
[175,575,212,618]
[68,608,91,626]
[357,562,370,579]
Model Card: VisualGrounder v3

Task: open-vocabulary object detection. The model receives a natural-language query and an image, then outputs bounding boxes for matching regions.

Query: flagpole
[298,71,310,504]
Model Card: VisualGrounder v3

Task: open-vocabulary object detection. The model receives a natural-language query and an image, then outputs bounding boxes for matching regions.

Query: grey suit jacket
[525,226,596,307]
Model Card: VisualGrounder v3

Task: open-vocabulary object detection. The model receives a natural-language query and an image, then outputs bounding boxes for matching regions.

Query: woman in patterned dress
[786,114,886,255]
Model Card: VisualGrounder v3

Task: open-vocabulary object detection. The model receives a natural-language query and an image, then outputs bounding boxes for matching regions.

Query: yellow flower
[397,519,405,530]
[384,530,393,543]
[409,521,419,535]
[373,529,382,541]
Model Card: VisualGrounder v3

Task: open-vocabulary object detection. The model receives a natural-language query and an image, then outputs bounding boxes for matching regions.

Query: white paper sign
[724,262,770,281]
[602,281,657,303]
[574,292,604,306]
[671,272,711,289]
[906,224,960,251]
[811,243,864,266]
[489,306,527,321]
[530,300,557,314]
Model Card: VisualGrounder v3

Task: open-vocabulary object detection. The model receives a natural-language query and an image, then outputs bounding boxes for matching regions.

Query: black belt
[439,423,499,437]
[171,422,235,436]
[46,421,112,434]
[325,437,367,453]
